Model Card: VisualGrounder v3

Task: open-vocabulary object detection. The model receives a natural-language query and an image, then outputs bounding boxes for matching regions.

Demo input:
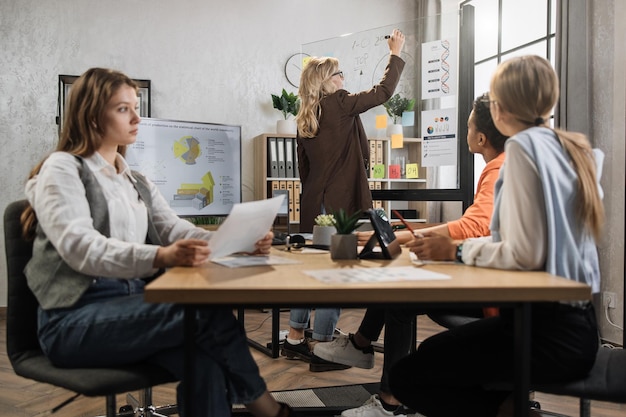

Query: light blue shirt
[463,127,602,294]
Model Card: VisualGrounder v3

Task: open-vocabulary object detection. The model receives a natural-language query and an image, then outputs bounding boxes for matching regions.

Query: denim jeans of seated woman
[37,277,267,417]
[289,308,340,341]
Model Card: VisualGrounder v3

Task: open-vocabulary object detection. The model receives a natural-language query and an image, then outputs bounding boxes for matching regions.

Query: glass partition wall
[301,8,474,224]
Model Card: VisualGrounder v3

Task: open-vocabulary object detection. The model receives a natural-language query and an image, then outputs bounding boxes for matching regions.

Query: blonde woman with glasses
[295,29,405,232]
[282,30,405,371]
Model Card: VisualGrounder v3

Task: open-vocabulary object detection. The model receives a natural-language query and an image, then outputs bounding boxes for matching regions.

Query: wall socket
[602,291,617,309]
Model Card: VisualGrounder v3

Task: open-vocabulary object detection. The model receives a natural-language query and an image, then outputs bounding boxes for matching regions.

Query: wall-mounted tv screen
[125,118,242,217]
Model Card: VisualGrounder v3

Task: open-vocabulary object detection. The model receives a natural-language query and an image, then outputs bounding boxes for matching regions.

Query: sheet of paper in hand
[208,194,285,260]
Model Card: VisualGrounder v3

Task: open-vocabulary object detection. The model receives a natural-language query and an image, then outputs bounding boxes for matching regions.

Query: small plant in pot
[383,93,415,136]
[312,214,336,247]
[383,93,415,124]
[329,208,362,260]
[271,88,300,135]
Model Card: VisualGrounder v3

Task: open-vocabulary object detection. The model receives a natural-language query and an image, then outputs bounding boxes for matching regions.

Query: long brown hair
[295,57,340,138]
[21,68,138,238]
[490,55,604,240]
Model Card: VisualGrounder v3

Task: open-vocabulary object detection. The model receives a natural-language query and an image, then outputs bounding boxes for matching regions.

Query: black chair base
[5,199,179,417]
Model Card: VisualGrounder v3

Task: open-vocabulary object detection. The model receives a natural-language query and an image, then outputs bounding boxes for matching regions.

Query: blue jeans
[37,278,267,417]
[289,308,340,341]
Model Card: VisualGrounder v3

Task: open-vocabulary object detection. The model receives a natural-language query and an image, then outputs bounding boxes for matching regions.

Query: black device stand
[358,209,402,260]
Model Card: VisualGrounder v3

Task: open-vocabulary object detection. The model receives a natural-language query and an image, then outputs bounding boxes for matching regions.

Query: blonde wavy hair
[295,57,340,138]
[490,55,604,240]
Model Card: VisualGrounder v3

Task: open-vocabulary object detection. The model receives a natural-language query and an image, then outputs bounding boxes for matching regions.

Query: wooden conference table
[144,247,591,417]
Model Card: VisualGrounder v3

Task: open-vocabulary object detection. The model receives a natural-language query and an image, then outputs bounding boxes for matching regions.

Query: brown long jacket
[296,55,405,231]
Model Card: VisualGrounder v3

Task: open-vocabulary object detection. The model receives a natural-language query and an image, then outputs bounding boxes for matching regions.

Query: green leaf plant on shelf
[271,88,300,135]
[271,88,300,120]
[383,93,415,124]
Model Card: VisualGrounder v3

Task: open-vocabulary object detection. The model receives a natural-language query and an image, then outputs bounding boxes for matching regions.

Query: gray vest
[25,157,163,309]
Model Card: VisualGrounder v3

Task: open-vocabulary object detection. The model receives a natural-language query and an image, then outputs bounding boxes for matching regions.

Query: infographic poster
[126,118,241,216]
[421,108,458,167]
[421,38,457,100]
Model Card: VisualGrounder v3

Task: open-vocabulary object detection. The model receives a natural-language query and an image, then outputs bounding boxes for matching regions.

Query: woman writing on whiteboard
[295,28,405,232]
[282,30,405,369]
[21,67,294,417]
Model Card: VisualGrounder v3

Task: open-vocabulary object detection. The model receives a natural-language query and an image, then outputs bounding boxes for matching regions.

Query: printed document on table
[208,195,285,260]
[212,254,301,268]
[303,266,450,284]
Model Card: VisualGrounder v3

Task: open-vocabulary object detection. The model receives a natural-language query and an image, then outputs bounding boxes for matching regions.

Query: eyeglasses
[332,71,344,79]
[479,93,496,107]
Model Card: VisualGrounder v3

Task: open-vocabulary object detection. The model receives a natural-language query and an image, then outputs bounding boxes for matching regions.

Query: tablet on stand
[358,208,402,260]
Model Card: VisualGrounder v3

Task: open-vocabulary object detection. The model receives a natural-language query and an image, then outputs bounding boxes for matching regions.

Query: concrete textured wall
[590,0,625,345]
[0,0,417,306]
[0,0,623,346]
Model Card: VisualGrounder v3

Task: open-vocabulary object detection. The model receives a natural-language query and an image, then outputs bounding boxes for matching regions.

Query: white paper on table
[211,254,301,268]
[303,266,450,284]
[208,195,285,260]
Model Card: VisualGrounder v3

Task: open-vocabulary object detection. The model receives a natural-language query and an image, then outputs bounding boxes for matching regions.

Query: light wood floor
[0,308,623,417]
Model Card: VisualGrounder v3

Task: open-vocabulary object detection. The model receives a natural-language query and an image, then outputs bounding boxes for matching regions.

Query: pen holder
[330,233,358,260]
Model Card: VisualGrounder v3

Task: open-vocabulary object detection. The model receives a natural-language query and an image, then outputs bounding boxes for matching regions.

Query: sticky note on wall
[391,133,403,149]
[375,114,388,129]
[406,163,419,179]
[372,164,386,179]
[402,111,415,126]
[389,165,401,179]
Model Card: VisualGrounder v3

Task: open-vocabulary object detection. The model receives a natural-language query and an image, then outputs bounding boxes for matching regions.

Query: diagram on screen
[173,135,201,165]
[126,119,242,216]
[171,170,215,210]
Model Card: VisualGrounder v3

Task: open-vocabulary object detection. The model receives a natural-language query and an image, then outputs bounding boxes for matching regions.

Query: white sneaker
[313,334,375,369]
[341,394,409,417]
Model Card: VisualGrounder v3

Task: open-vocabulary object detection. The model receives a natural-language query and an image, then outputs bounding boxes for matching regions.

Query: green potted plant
[329,208,362,260]
[272,88,300,135]
[383,93,415,136]
[312,214,337,246]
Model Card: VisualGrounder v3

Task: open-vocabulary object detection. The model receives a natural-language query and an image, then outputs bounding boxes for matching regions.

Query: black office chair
[428,312,626,417]
[5,200,178,417]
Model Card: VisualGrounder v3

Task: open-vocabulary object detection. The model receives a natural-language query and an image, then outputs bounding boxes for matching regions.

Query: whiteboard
[301,13,460,137]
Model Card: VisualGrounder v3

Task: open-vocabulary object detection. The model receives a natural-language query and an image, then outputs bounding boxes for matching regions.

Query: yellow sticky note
[372,164,386,179]
[391,133,404,149]
[406,163,419,179]
[375,114,388,129]
[302,56,312,68]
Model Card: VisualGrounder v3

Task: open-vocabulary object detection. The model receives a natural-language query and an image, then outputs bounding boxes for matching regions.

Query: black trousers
[359,307,484,394]
[389,303,599,417]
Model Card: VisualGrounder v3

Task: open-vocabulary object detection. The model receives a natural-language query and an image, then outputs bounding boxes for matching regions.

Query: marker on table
[384,35,391,39]
[392,210,424,238]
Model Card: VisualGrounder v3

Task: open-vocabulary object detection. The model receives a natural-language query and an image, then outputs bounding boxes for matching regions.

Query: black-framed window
[461,0,556,190]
